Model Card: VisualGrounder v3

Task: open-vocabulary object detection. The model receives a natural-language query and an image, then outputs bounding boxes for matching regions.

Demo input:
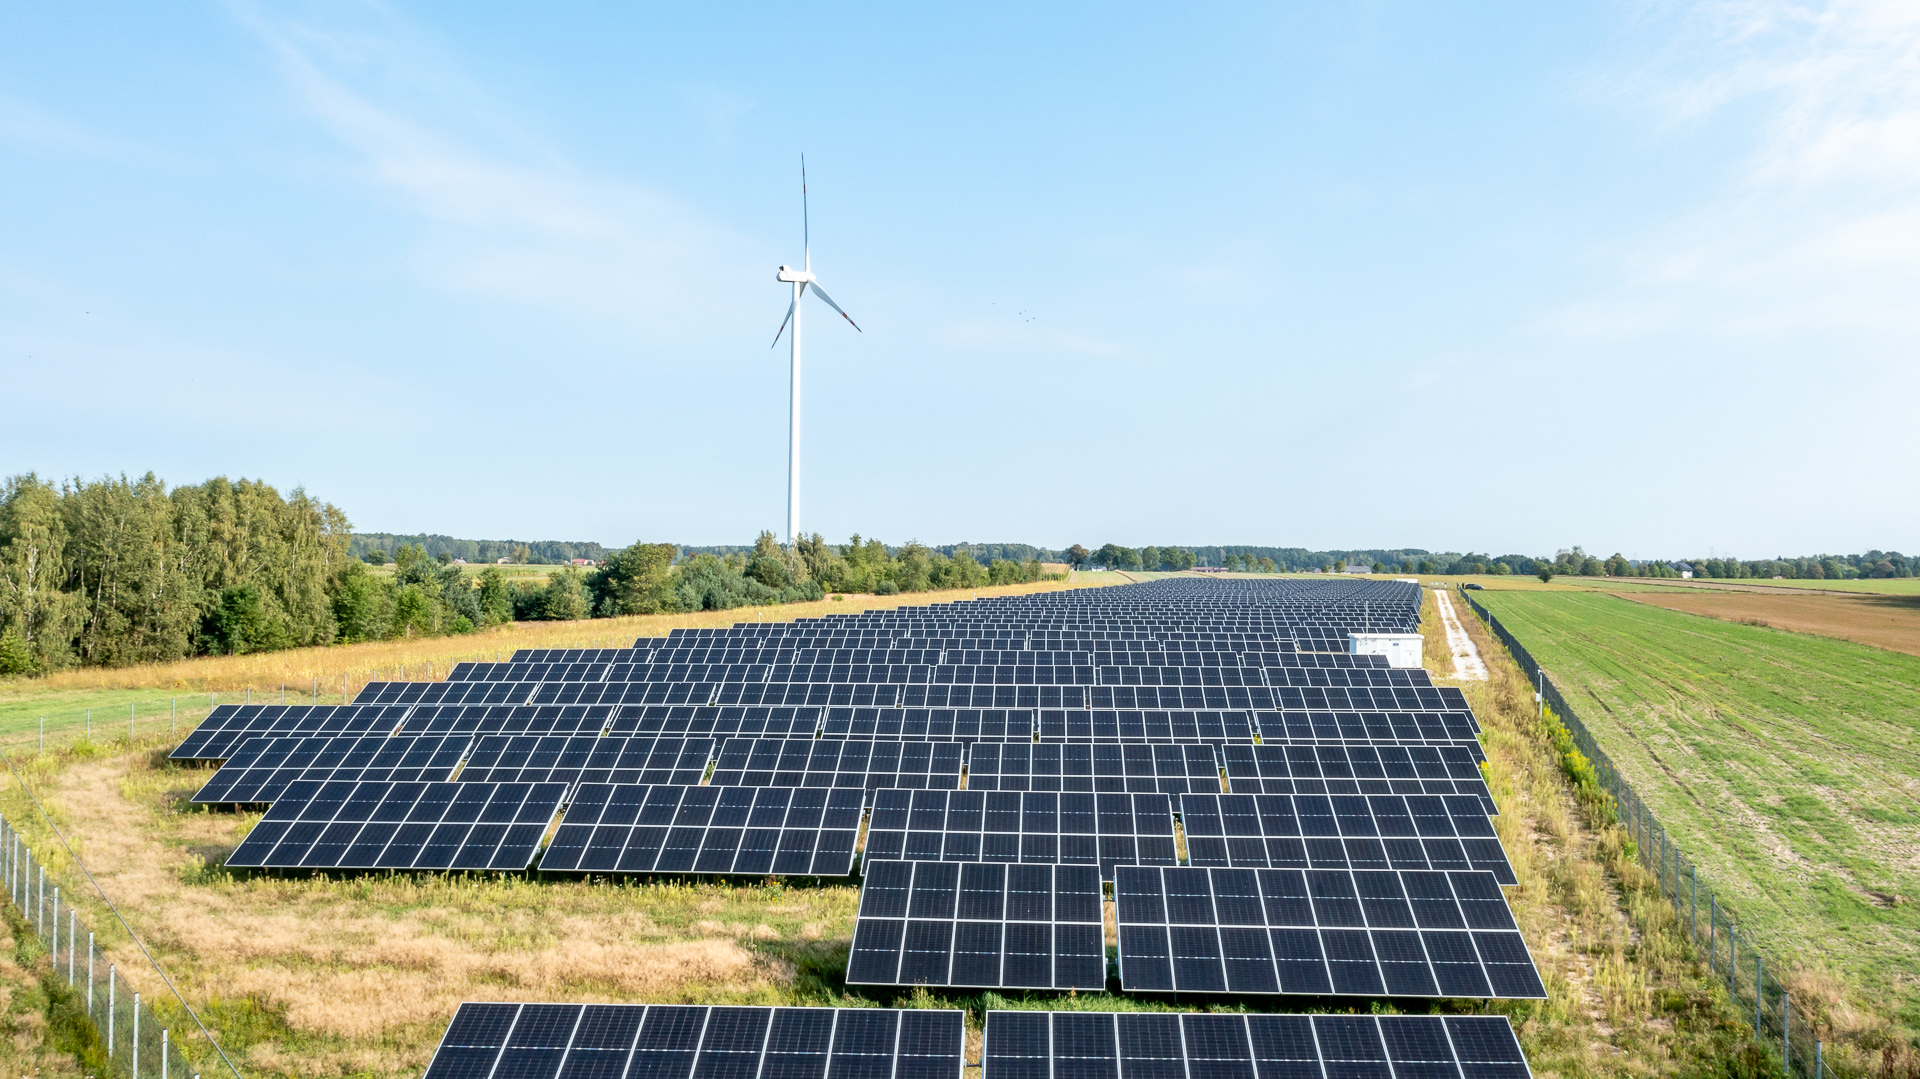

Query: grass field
[1621,588,1920,660]
[1475,590,1920,1057]
[0,582,1781,1078]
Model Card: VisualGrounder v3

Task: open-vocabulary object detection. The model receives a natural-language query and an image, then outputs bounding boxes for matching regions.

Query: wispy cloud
[225,1,763,338]
[1553,0,1920,338]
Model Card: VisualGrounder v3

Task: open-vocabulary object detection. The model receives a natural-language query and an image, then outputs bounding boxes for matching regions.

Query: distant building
[1668,561,1694,579]
[453,558,468,565]
[570,558,596,567]
[497,557,511,564]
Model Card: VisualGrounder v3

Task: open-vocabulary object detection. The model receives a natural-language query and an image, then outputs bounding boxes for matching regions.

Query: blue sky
[3,2,1915,560]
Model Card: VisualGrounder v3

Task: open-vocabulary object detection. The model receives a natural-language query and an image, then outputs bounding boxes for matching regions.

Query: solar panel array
[861,789,1179,879]
[541,784,864,876]
[1114,865,1545,998]
[964,741,1220,793]
[847,860,1106,989]
[981,1011,1532,1079]
[423,1005,964,1079]
[1180,792,1516,884]
[225,780,566,871]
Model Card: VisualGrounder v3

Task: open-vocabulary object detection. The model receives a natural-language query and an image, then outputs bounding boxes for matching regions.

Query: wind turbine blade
[806,281,862,332]
[770,297,796,348]
[801,154,810,271]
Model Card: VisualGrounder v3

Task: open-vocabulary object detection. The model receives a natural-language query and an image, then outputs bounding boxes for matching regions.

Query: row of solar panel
[361,680,1465,714]
[445,661,1444,689]
[188,734,1496,818]
[174,702,1481,761]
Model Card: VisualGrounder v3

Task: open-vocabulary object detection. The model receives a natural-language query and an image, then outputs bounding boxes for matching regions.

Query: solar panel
[847,860,1105,989]
[170,705,410,761]
[1255,708,1481,742]
[982,1010,1533,1079]
[606,704,821,738]
[190,733,471,804]
[1034,708,1257,742]
[1180,792,1515,884]
[863,789,1178,880]
[540,784,864,876]
[820,707,1033,743]
[966,741,1221,795]
[1113,865,1545,998]
[395,704,613,737]
[1221,742,1499,813]
[224,780,566,871]
[423,1004,966,1079]
[709,738,963,791]
[457,735,713,788]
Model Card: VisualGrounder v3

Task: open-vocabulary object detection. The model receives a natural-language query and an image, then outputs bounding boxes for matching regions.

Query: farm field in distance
[1473,588,1920,1043]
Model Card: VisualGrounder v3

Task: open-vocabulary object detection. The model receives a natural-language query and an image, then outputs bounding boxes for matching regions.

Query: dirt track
[1621,588,1920,658]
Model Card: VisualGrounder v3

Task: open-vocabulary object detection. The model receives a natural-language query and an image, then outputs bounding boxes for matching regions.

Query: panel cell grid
[847,860,1106,989]
[863,789,1178,880]
[423,1004,966,1079]
[458,735,714,788]
[1222,742,1499,813]
[981,1011,1533,1079]
[821,707,1033,743]
[710,738,963,791]
[1114,865,1546,998]
[1035,708,1256,743]
[394,704,612,737]
[224,780,566,871]
[190,733,471,804]
[1256,708,1481,742]
[171,705,410,761]
[1180,792,1515,884]
[541,783,865,876]
[967,742,1221,795]
[607,705,821,739]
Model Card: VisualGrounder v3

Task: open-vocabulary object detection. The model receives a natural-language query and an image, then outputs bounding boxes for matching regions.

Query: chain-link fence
[1459,588,1843,1078]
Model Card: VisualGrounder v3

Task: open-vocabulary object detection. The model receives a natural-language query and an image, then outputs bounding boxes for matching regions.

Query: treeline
[350,533,606,565]
[679,541,1069,565]
[0,473,352,675]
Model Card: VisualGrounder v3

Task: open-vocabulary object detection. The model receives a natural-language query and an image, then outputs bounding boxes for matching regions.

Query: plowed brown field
[1621,586,1920,657]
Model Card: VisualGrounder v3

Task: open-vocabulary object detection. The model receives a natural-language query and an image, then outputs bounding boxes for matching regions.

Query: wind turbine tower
[771,156,861,550]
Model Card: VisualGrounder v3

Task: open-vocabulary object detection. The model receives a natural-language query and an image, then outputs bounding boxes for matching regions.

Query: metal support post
[134,991,141,1079]
[1783,992,1790,1067]
[1756,957,1763,1036]
[108,964,115,1056]
[68,908,74,985]
[88,932,94,1012]
[1816,1040,1823,1076]
[1690,867,1697,945]
[1709,896,1717,972]
[50,887,57,963]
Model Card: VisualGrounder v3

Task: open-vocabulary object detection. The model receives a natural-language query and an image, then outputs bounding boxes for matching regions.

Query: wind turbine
[771,155,861,550]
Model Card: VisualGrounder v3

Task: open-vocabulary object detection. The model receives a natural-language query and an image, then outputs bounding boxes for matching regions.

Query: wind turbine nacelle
[776,266,815,283]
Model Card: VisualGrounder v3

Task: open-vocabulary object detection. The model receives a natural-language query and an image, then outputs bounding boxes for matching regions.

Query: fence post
[164,1028,170,1079]
[1815,1040,1822,1076]
[108,964,115,1057]
[50,886,57,963]
[1783,992,1790,1069]
[134,991,141,1079]
[68,908,75,985]
[1690,866,1697,945]
[1709,896,1717,972]
[37,863,44,932]
[1756,956,1763,1036]
[87,932,94,1013]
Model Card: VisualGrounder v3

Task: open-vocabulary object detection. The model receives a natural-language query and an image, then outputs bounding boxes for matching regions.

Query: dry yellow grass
[1,578,1113,703]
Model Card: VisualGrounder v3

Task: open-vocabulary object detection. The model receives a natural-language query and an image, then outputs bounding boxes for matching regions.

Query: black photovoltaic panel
[1180,792,1515,885]
[710,738,963,791]
[541,783,863,876]
[224,780,566,871]
[190,733,471,804]
[508,647,642,664]
[863,788,1178,880]
[396,705,612,737]
[1114,865,1546,998]
[170,705,409,761]
[966,742,1220,795]
[847,860,1105,989]
[821,707,1033,743]
[353,680,544,707]
[422,1004,966,1079]
[606,705,821,739]
[1034,708,1256,743]
[457,735,713,788]
[1256,708,1480,743]
[1221,743,1498,813]
[981,1010,1533,1079]
[351,681,433,705]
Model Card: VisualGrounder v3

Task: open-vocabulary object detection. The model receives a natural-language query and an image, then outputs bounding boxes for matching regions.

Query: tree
[1537,567,1554,583]
[538,568,591,621]
[1257,557,1277,573]
[1066,544,1090,568]
[591,543,678,615]
[476,566,515,624]
[1140,547,1161,573]
[0,474,82,673]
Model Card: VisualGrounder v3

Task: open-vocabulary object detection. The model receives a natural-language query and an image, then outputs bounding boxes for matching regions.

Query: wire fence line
[1458,588,1840,1079]
[0,754,243,1079]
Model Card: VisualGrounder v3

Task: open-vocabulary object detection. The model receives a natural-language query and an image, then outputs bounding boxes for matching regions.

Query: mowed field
[0,583,1774,1079]
[1474,589,1920,1040]
[1620,587,1920,659]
